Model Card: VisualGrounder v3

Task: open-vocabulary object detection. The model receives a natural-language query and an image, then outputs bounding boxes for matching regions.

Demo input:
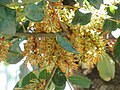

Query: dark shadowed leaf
[87,0,103,9]
[68,75,91,88]
[97,53,115,81]
[39,69,50,80]
[9,36,27,54]
[52,68,66,88]
[6,52,23,64]
[22,72,37,86]
[62,0,76,6]
[0,5,16,35]
[15,70,40,88]
[72,9,91,25]
[6,36,26,64]
[24,3,44,22]
[107,4,120,19]
[102,19,117,31]
[117,23,120,28]
[16,20,30,33]
[56,33,79,54]
[76,0,84,4]
[113,36,120,62]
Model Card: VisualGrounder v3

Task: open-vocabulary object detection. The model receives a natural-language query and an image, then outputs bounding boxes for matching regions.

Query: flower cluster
[23,1,108,75]
[34,2,63,33]
[24,79,46,90]
[0,37,11,62]
[57,4,107,69]
[23,36,78,76]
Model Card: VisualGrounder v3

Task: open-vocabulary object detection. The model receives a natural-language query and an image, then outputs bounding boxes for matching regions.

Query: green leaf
[0,5,16,35]
[117,23,120,28]
[55,85,65,90]
[107,4,120,19]
[68,75,91,88]
[56,33,79,54]
[113,36,120,62]
[87,0,103,9]
[37,1,44,8]
[39,69,50,80]
[6,36,26,64]
[15,70,38,88]
[0,0,12,5]
[5,52,23,64]
[50,0,59,2]
[102,19,117,31]
[72,9,91,25]
[16,23,24,33]
[0,0,18,5]
[52,68,66,88]
[109,5,116,14]
[76,0,84,4]
[48,82,55,90]
[22,72,37,86]
[9,36,27,54]
[97,53,115,81]
[113,4,120,19]
[24,3,44,22]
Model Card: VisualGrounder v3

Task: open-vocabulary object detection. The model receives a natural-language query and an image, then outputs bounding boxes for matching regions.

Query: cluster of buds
[0,37,11,62]
[23,36,78,76]
[58,5,107,69]
[34,1,63,33]
[23,1,108,75]
[24,79,46,90]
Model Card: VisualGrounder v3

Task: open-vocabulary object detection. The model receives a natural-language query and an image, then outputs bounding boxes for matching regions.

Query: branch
[15,32,55,37]
[44,66,58,90]
[15,32,66,37]
[108,18,120,23]
[14,22,69,38]
[63,5,78,9]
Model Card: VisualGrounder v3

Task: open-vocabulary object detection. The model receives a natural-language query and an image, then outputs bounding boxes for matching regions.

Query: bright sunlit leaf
[97,53,115,81]
[68,75,91,88]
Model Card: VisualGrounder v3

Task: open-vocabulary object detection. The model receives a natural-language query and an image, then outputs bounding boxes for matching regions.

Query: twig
[63,5,78,9]
[59,21,70,34]
[108,18,120,23]
[21,22,27,32]
[44,66,58,90]
[67,79,73,90]
[15,32,55,37]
